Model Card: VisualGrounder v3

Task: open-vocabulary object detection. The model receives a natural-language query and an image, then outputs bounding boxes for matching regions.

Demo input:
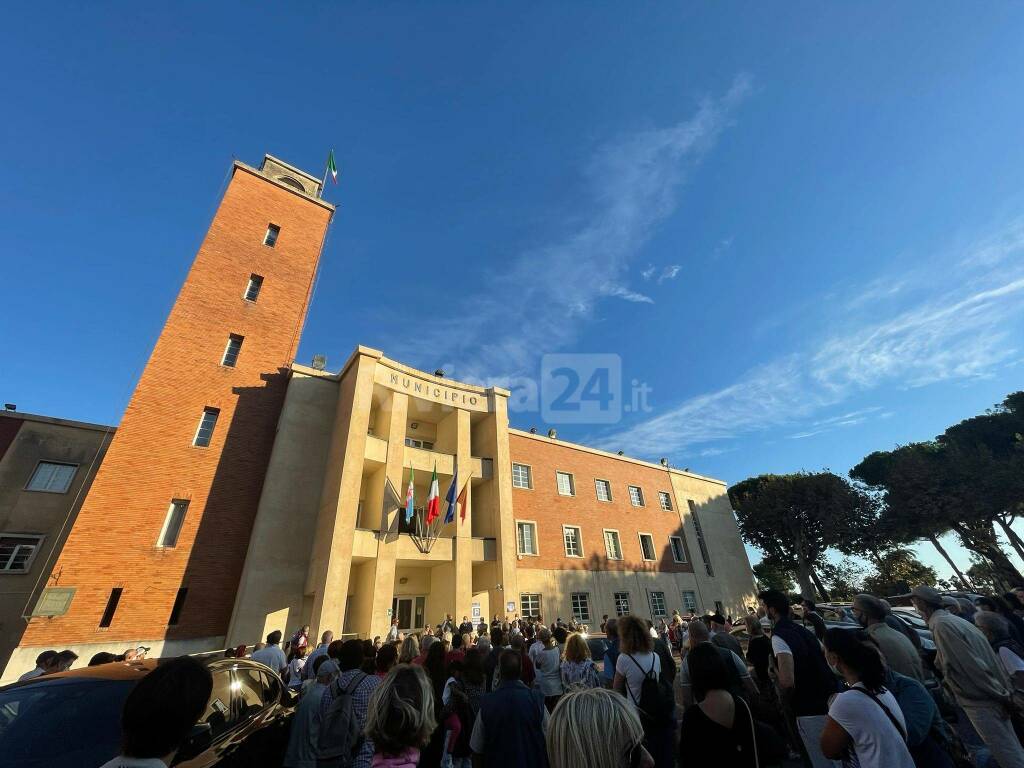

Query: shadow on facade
[167,368,291,642]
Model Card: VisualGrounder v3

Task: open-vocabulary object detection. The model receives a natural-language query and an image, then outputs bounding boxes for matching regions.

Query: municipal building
[3,154,754,678]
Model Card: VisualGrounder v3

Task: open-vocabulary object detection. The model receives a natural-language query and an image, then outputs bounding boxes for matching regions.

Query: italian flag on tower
[425,464,441,524]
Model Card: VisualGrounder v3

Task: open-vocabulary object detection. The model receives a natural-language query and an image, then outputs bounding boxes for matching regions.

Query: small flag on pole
[425,464,441,524]
[444,467,459,524]
[326,149,338,183]
[405,466,415,523]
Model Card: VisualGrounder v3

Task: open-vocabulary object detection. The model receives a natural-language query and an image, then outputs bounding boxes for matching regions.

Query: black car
[0,655,295,768]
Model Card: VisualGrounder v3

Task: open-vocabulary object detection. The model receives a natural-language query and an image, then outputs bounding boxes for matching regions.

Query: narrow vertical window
[658,491,673,511]
[688,499,714,576]
[244,274,264,302]
[221,334,244,367]
[158,500,189,548]
[628,486,645,507]
[99,587,123,628]
[168,587,188,625]
[263,224,280,247]
[555,471,575,496]
[193,408,220,447]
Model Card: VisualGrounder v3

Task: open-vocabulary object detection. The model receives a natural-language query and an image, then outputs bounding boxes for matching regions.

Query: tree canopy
[729,472,873,599]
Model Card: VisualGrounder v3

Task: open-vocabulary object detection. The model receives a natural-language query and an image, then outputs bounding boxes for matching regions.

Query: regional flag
[457,476,469,522]
[425,464,441,524]
[444,467,459,524]
[405,466,415,523]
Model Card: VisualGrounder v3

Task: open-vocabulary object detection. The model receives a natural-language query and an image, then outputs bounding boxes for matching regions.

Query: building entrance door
[392,596,425,632]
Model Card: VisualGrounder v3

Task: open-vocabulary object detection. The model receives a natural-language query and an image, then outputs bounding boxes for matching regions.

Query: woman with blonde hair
[560,632,601,689]
[398,634,420,665]
[364,664,437,768]
[547,687,653,768]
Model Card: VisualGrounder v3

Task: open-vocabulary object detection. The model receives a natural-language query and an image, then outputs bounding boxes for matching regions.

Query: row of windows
[516,521,687,564]
[518,588,699,621]
[512,463,673,511]
[35,584,188,626]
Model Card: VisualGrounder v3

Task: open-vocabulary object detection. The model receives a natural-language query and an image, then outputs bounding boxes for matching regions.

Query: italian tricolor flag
[425,464,441,524]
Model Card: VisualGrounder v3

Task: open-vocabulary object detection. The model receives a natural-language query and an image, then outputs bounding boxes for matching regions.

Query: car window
[235,668,266,719]
[203,668,236,738]
[0,679,134,768]
[261,671,281,705]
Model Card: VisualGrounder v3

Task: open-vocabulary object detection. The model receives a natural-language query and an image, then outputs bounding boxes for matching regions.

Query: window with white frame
[193,407,220,447]
[603,529,623,560]
[628,485,645,506]
[614,591,631,616]
[517,521,538,555]
[512,463,532,489]
[682,590,698,613]
[221,334,244,367]
[556,471,575,496]
[563,525,582,558]
[649,590,667,617]
[658,491,673,511]
[638,533,656,561]
[264,223,280,247]
[669,536,687,563]
[25,462,78,493]
[157,500,189,548]
[521,593,541,618]
[0,534,43,573]
[243,273,263,302]
[571,592,591,622]
[594,478,612,502]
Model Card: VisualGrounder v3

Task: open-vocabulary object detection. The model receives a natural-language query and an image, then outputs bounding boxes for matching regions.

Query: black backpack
[625,654,675,726]
[317,672,367,768]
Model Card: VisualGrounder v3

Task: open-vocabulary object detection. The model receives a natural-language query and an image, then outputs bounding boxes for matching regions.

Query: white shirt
[286,656,306,684]
[999,646,1024,676]
[527,639,545,666]
[98,758,168,768]
[252,644,288,673]
[535,645,564,696]
[827,684,914,768]
[771,635,792,655]
[615,651,661,707]
[18,667,45,681]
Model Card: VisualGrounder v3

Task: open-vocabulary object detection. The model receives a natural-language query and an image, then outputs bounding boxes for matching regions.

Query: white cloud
[601,284,654,304]
[386,75,752,384]
[658,265,681,283]
[599,254,1024,458]
[641,265,656,280]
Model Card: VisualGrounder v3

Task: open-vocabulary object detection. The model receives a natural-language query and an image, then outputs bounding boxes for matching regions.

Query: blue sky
[3,4,1024,578]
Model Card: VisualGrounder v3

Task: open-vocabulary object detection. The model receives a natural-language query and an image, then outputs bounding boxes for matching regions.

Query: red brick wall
[23,166,332,645]
[508,433,694,574]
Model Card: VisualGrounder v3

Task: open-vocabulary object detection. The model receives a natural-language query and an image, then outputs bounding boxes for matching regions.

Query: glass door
[391,596,426,631]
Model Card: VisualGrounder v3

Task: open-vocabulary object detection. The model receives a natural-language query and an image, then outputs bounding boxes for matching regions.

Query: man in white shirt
[252,630,288,676]
[18,650,59,681]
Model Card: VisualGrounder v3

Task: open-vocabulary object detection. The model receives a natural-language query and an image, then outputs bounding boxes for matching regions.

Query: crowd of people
[34,583,1024,768]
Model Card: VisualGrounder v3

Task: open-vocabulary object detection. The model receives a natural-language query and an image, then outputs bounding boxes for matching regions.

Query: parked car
[0,655,295,768]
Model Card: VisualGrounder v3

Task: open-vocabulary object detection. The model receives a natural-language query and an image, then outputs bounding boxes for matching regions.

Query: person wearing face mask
[851,594,925,683]
[821,629,916,768]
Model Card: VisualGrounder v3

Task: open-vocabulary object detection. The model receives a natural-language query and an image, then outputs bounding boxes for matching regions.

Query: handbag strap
[738,695,760,768]
[851,687,907,742]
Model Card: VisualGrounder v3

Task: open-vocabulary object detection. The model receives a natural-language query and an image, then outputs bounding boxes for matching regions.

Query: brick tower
[20,156,334,654]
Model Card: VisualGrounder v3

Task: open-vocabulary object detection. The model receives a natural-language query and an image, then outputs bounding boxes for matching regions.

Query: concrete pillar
[367,391,409,638]
[484,391,518,619]
[307,350,378,639]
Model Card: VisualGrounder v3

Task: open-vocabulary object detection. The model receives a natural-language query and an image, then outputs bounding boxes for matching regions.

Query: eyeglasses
[622,739,645,768]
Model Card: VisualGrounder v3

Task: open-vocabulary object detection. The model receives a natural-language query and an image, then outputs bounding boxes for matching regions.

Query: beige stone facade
[226,348,756,644]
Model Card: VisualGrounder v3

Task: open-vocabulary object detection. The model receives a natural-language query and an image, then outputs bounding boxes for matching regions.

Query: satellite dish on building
[311,355,327,371]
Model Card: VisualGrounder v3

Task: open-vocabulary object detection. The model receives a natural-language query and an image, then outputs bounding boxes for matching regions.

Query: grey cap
[317,660,340,678]
[853,593,887,617]
[910,585,944,606]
